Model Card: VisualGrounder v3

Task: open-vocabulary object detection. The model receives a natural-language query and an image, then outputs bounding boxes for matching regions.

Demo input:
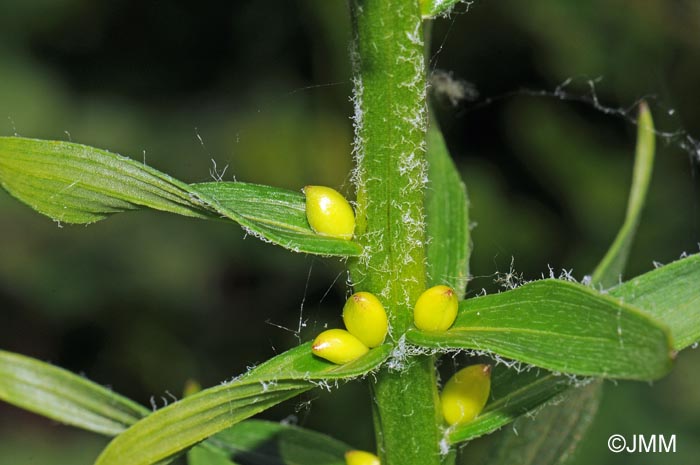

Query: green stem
[349,1,443,464]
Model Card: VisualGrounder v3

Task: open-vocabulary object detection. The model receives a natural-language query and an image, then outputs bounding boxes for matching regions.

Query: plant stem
[349,1,443,464]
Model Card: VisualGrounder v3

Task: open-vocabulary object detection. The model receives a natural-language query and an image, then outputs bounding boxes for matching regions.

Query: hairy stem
[349,1,443,464]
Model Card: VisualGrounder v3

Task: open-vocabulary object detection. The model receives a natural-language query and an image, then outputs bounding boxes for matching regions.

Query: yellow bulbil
[342,292,389,348]
[440,364,491,426]
[311,329,369,365]
[413,285,458,331]
[182,379,201,398]
[345,450,381,465]
[303,185,356,240]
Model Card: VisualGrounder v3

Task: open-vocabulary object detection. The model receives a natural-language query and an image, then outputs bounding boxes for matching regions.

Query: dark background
[0,1,698,463]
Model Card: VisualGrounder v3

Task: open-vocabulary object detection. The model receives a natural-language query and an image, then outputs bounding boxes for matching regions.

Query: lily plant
[1,1,699,465]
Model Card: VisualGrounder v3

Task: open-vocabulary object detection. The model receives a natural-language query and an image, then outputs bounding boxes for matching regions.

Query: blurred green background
[0,0,698,464]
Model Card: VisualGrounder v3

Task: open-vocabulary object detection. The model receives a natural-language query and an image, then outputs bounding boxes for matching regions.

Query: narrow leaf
[0,137,213,223]
[191,182,362,256]
[611,253,700,350]
[425,123,469,295]
[407,280,673,379]
[591,103,655,287]
[188,420,351,465]
[0,137,361,256]
[475,105,656,463]
[450,253,700,447]
[0,350,148,436]
[481,104,656,464]
[420,0,465,19]
[96,343,391,465]
[478,380,603,465]
[446,366,572,444]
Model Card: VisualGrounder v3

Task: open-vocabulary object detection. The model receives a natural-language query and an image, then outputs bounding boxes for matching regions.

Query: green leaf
[0,137,214,224]
[447,250,700,446]
[446,366,572,444]
[188,420,351,465]
[425,123,469,295]
[451,252,700,447]
[420,0,465,19]
[476,380,603,465]
[611,253,700,350]
[407,279,673,379]
[96,343,391,465]
[480,103,655,463]
[191,182,362,256]
[591,102,655,287]
[0,137,361,257]
[0,350,148,436]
